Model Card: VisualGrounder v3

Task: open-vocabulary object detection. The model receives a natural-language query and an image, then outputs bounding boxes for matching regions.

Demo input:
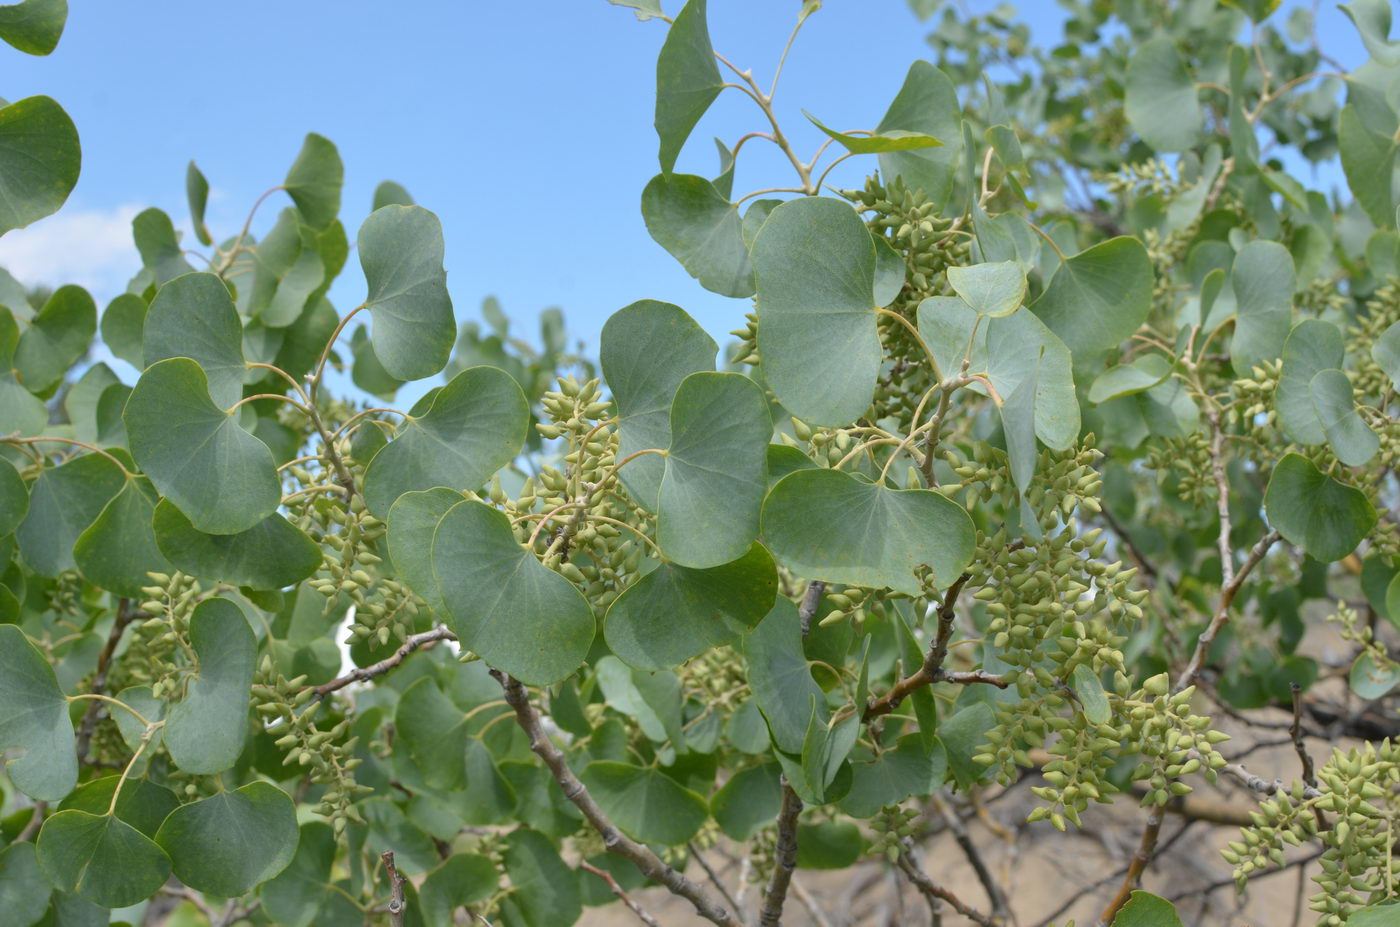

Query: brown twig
[1095,809,1162,926]
[380,851,407,927]
[798,580,827,638]
[314,627,456,699]
[1174,529,1282,694]
[688,841,742,916]
[1032,820,1197,927]
[759,781,803,926]
[933,797,1008,924]
[1099,503,1158,584]
[895,845,996,927]
[581,861,662,927]
[75,599,140,761]
[491,672,743,927]
[1289,683,1330,832]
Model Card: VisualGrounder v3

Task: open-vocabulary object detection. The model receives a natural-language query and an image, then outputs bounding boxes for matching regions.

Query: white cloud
[0,204,144,302]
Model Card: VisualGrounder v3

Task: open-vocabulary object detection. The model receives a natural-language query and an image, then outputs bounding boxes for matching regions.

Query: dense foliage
[2,0,1400,924]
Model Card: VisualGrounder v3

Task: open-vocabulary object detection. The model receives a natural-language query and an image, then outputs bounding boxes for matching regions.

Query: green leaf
[64,362,118,444]
[124,357,280,535]
[710,762,782,840]
[142,271,248,409]
[99,293,147,370]
[1373,320,1400,391]
[154,781,297,896]
[795,820,864,869]
[1230,241,1295,376]
[654,0,722,174]
[1219,0,1280,23]
[1264,453,1376,562]
[802,110,942,154]
[247,209,328,328]
[872,235,905,307]
[939,701,996,788]
[350,322,403,400]
[419,855,498,927]
[751,196,879,425]
[57,776,178,839]
[0,0,67,55]
[16,451,125,577]
[947,260,1025,318]
[395,677,471,790]
[501,829,581,927]
[1088,355,1172,405]
[1071,664,1111,724]
[259,822,336,927]
[1030,237,1154,359]
[132,207,194,284]
[0,624,77,800]
[0,456,27,536]
[0,842,50,927]
[373,179,415,210]
[742,598,826,754]
[431,500,593,684]
[999,349,1039,494]
[36,811,171,908]
[1310,368,1378,466]
[363,365,528,517]
[1339,106,1397,230]
[876,61,962,210]
[605,542,777,670]
[601,299,717,510]
[580,761,709,845]
[641,172,753,297]
[762,468,976,595]
[359,205,456,380]
[1276,319,1343,445]
[610,0,664,20]
[1341,0,1400,66]
[1112,890,1186,926]
[838,735,945,818]
[283,133,342,229]
[386,487,463,614]
[657,371,770,568]
[1349,651,1400,699]
[152,499,320,590]
[1350,904,1400,926]
[111,686,164,758]
[164,597,256,774]
[0,310,47,435]
[1124,37,1202,153]
[14,285,94,392]
[0,96,79,236]
[73,478,171,598]
[186,160,211,245]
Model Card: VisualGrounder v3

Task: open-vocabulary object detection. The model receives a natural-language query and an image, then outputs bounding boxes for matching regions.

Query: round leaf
[946,260,1025,318]
[152,498,320,590]
[0,842,50,927]
[762,468,976,596]
[282,133,342,230]
[501,829,581,927]
[1125,37,1202,152]
[14,284,95,393]
[154,781,298,896]
[1264,453,1375,562]
[36,811,171,908]
[1030,237,1153,359]
[386,487,463,614]
[0,624,77,801]
[0,96,80,237]
[1310,368,1378,466]
[359,204,455,381]
[16,451,124,578]
[1088,355,1172,405]
[654,0,721,174]
[164,597,256,774]
[1277,319,1344,445]
[876,61,962,210]
[0,0,68,55]
[1229,240,1295,377]
[142,272,246,409]
[0,456,27,536]
[641,173,752,298]
[73,478,172,598]
[579,761,709,846]
[259,822,336,927]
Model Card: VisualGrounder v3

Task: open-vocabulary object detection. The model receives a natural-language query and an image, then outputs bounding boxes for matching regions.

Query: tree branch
[76,599,141,761]
[380,851,407,927]
[933,797,1008,924]
[491,672,743,927]
[1095,809,1162,926]
[1174,529,1281,693]
[895,844,996,927]
[581,861,661,927]
[759,781,803,926]
[313,627,456,699]
[688,841,742,916]
[798,580,826,638]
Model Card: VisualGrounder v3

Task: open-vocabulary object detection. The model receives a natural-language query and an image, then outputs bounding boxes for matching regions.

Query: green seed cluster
[945,440,1106,533]
[729,311,759,368]
[1103,157,1185,199]
[1326,602,1395,676]
[870,805,921,862]
[1145,430,1217,506]
[1118,673,1230,809]
[1021,712,1122,831]
[129,571,204,698]
[1349,280,1400,401]
[1231,741,1400,925]
[676,645,749,710]
[252,659,370,834]
[843,174,965,298]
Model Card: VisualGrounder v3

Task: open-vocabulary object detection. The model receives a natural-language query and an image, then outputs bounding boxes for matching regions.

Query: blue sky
[0,0,1367,399]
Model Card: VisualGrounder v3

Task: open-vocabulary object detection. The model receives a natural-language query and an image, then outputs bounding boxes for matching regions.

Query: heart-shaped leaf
[359,204,455,381]
[16,451,125,578]
[1339,106,1398,229]
[1125,37,1202,152]
[164,597,256,774]
[0,96,79,236]
[1030,237,1153,359]
[0,456,27,536]
[73,478,171,598]
[125,357,281,535]
[0,0,68,55]
[431,500,593,685]
[654,0,721,174]
[1230,240,1295,376]
[142,272,246,409]
[420,854,499,926]
[501,829,581,927]
[283,133,342,230]
[742,599,826,754]
[601,299,717,510]
[132,207,194,284]
[57,776,178,839]
[657,371,770,568]
[14,284,94,393]
[152,499,320,590]
[36,811,171,908]
[876,61,962,210]
[1310,368,1378,466]
[752,196,880,426]
[605,542,777,670]
[1264,453,1375,562]
[0,624,77,800]
[154,781,297,896]
[0,842,50,927]
[99,292,147,370]
[946,260,1025,318]
[762,468,975,595]
[259,822,337,927]
[1372,319,1400,390]
[579,761,709,845]
[386,487,463,614]
[641,172,753,297]
[1111,891,1185,927]
[363,365,528,517]
[1276,319,1343,444]
[395,677,472,790]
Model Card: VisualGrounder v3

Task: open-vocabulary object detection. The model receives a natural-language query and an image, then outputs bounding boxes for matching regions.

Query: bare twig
[1032,821,1197,927]
[688,841,742,916]
[791,877,835,927]
[1099,503,1158,584]
[380,851,407,927]
[76,599,141,761]
[314,627,456,699]
[492,672,743,927]
[1095,809,1162,926]
[759,781,803,926]
[933,797,1008,924]
[895,845,996,927]
[581,861,662,927]
[1174,529,1282,693]
[798,580,827,638]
